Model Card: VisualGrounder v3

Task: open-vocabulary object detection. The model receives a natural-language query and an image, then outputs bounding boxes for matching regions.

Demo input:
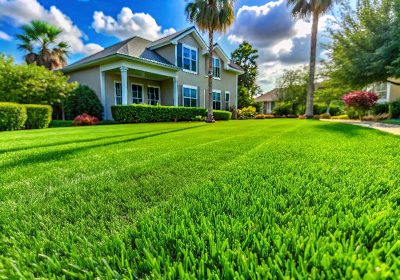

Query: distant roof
[254,88,280,102]
[64,36,176,71]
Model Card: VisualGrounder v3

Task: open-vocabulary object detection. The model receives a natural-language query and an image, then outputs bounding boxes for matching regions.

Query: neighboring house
[62,26,244,119]
[366,79,400,103]
[254,88,280,114]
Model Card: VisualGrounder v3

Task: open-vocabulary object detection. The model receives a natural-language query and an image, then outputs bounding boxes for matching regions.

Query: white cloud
[0,0,103,55]
[92,7,176,40]
[228,0,334,91]
[0,30,11,40]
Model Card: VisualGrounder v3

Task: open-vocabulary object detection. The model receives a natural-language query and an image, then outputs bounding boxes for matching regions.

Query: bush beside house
[65,85,103,120]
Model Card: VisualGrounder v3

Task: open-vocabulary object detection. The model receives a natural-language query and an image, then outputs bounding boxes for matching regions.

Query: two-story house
[62,26,244,120]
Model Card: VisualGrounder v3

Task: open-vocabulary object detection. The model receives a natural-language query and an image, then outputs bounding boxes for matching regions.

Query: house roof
[63,36,176,72]
[63,26,243,73]
[254,88,280,102]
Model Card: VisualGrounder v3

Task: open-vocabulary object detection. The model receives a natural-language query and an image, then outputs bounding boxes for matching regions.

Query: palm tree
[16,20,69,70]
[287,0,335,117]
[185,0,235,122]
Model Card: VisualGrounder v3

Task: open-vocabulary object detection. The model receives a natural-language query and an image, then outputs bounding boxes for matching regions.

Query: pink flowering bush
[343,91,379,118]
[72,113,99,126]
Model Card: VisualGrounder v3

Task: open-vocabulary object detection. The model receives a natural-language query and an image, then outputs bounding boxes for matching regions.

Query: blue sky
[0,0,338,91]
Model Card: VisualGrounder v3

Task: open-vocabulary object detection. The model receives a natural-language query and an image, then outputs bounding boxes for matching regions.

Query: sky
[0,0,338,92]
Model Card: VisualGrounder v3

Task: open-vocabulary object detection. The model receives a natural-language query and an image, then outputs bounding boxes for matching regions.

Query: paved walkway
[321,119,400,135]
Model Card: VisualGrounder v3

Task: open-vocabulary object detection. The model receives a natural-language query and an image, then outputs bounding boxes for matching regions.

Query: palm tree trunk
[206,29,215,123]
[305,12,319,118]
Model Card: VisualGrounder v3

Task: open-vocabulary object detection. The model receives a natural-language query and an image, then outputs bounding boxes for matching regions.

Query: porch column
[173,76,178,106]
[120,66,128,105]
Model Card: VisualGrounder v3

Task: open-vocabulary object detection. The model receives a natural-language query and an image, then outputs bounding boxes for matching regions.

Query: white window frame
[213,57,221,79]
[114,81,122,105]
[147,85,161,105]
[212,89,222,110]
[182,44,198,74]
[182,85,198,107]
[225,91,230,111]
[367,82,389,101]
[131,83,144,104]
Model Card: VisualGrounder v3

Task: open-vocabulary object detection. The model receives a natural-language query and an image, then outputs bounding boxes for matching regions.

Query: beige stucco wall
[154,44,176,65]
[390,80,400,101]
[68,66,101,99]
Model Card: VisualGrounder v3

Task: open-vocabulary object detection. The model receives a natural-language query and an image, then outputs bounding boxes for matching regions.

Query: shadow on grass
[1,125,204,171]
[0,129,173,155]
[315,122,366,137]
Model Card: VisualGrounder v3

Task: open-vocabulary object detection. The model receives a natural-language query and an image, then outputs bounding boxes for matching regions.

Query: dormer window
[213,57,221,78]
[182,45,198,74]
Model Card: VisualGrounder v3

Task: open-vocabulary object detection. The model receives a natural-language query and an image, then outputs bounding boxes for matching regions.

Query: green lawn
[1,120,399,278]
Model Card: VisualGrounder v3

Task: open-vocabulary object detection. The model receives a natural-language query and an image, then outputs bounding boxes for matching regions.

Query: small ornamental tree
[343,91,379,118]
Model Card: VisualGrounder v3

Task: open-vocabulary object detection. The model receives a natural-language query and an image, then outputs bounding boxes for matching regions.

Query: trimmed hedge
[390,100,400,118]
[372,102,389,115]
[112,105,207,123]
[213,110,232,120]
[24,104,52,129]
[0,102,27,131]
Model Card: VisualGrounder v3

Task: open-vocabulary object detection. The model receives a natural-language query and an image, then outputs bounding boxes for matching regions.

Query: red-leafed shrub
[72,113,99,126]
[343,91,379,118]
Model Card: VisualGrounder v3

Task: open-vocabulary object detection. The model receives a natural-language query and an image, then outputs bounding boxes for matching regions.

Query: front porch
[99,60,179,119]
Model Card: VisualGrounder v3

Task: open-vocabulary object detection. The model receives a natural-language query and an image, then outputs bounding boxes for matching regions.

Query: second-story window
[213,57,221,78]
[183,45,197,73]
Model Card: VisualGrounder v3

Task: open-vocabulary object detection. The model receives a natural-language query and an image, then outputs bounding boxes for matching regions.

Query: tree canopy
[231,41,260,108]
[328,0,400,87]
[0,54,77,105]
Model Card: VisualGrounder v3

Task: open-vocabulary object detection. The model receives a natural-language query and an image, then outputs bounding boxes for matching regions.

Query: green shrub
[272,103,293,116]
[313,104,341,116]
[0,102,27,131]
[213,110,231,121]
[237,106,256,119]
[111,105,207,123]
[24,104,52,129]
[389,99,400,118]
[372,102,389,115]
[65,85,103,120]
[320,113,331,119]
[331,114,349,120]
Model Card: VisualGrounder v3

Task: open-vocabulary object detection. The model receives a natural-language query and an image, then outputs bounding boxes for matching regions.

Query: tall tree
[16,20,69,70]
[186,0,235,122]
[287,0,335,117]
[231,41,260,108]
[328,0,395,88]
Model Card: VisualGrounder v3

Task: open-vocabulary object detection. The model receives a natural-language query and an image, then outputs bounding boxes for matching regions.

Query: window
[183,85,198,107]
[369,82,387,99]
[213,58,221,78]
[114,82,122,105]
[132,84,143,104]
[147,86,160,105]
[212,91,221,110]
[225,91,230,110]
[183,45,197,73]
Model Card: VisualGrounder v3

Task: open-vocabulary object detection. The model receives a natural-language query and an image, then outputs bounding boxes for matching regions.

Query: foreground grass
[0,120,399,278]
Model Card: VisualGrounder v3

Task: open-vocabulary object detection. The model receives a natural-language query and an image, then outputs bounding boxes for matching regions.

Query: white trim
[100,61,177,78]
[213,44,231,63]
[212,89,221,93]
[131,82,144,104]
[120,66,128,105]
[213,57,221,79]
[147,85,161,105]
[387,82,391,101]
[182,84,199,107]
[173,77,178,106]
[149,27,208,51]
[113,80,122,105]
[212,89,222,110]
[182,44,198,74]
[235,75,238,110]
